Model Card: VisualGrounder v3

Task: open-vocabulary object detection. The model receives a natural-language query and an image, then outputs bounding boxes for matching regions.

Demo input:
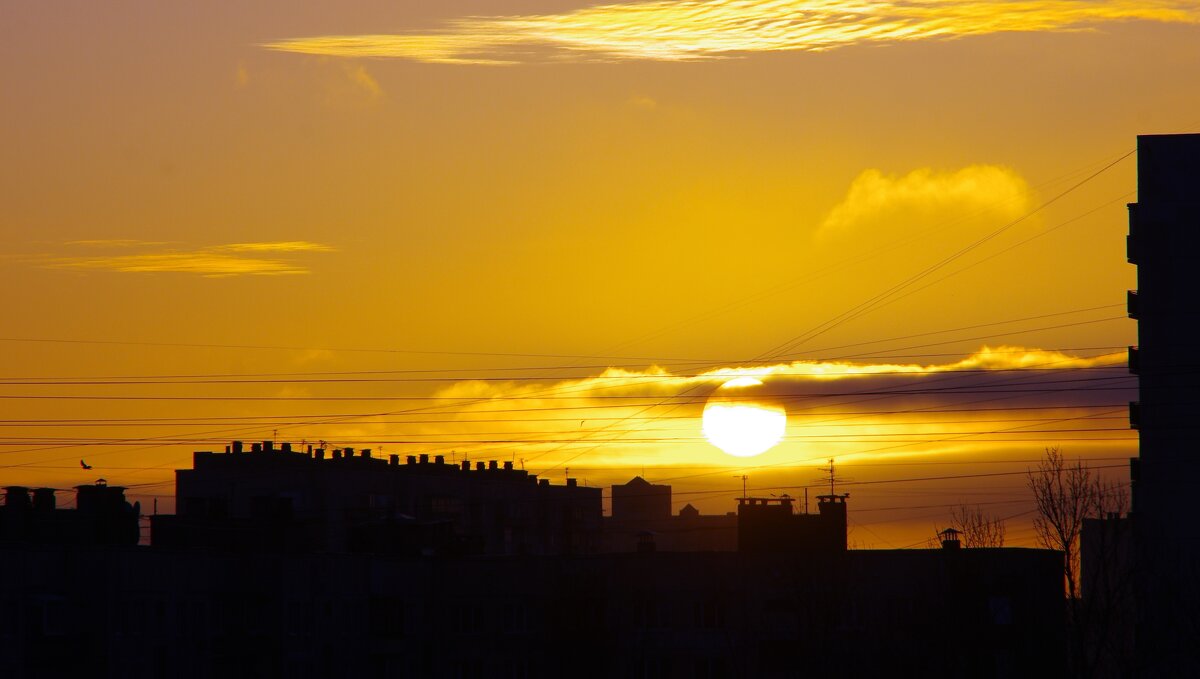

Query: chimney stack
[4,487,31,509]
[939,527,962,550]
[33,488,56,512]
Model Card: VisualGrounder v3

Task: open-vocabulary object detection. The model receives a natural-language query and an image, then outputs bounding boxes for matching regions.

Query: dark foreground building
[0,481,138,547]
[602,477,737,552]
[0,542,1063,678]
[2,446,1066,677]
[1125,132,1200,675]
[152,441,602,556]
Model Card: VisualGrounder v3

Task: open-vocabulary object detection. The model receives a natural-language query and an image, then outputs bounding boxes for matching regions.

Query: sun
[702,377,787,458]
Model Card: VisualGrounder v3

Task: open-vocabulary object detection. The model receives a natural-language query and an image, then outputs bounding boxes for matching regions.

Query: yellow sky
[3,0,1193,547]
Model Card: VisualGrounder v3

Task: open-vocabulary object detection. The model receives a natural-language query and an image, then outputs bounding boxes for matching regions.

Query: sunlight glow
[702,378,787,458]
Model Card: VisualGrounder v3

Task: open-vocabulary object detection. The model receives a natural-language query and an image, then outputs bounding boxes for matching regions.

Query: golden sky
[3,0,1196,547]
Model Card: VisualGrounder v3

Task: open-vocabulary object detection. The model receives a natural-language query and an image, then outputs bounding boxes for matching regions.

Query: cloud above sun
[40,240,336,277]
[407,346,1132,469]
[264,0,1200,64]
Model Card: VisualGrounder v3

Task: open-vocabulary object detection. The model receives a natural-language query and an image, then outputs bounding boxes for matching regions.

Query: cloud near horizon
[263,0,1200,64]
[406,346,1134,469]
[42,241,337,277]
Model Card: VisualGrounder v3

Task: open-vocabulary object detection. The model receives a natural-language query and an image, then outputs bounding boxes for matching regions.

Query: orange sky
[3,0,1197,547]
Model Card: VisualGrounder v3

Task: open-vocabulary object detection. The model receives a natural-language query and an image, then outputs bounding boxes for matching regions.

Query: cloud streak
[415,346,1134,469]
[264,0,1199,64]
[43,241,336,277]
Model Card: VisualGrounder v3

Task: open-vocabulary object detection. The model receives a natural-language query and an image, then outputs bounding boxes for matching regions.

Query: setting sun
[702,377,787,457]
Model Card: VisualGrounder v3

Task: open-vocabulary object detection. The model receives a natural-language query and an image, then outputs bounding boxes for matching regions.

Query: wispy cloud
[216,241,337,253]
[264,0,1199,64]
[343,64,382,98]
[63,239,171,248]
[42,241,336,277]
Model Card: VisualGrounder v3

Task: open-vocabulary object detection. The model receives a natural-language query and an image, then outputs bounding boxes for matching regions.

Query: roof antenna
[816,458,850,496]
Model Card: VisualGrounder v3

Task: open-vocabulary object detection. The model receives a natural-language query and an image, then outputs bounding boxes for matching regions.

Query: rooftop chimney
[419,454,429,465]
[567,478,577,487]
[361,448,370,458]
[33,488,56,512]
[389,454,400,466]
[232,440,244,454]
[461,460,470,471]
[504,461,514,471]
[282,442,292,453]
[476,461,485,471]
[252,442,262,453]
[939,527,962,550]
[407,455,417,465]
[434,455,445,465]
[344,447,355,457]
[263,440,274,453]
[489,460,499,471]
[316,448,326,460]
[4,486,31,509]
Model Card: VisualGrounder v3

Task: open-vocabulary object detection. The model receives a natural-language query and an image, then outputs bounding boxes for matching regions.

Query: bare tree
[1027,446,1110,599]
[1027,446,1131,678]
[951,504,1006,547]
[929,504,1007,548]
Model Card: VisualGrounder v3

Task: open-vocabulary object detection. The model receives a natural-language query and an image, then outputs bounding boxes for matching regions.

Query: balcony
[1127,203,1141,264]
[1127,290,1139,319]
[1128,345,1140,375]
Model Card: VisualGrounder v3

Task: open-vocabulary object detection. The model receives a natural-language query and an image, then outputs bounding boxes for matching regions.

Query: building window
[694,600,725,629]
[502,602,528,632]
[636,599,662,629]
[694,657,728,679]
[370,596,405,639]
[431,496,462,516]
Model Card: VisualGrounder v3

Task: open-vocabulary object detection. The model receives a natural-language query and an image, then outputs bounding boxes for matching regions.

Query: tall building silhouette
[151,441,602,556]
[1126,132,1200,674]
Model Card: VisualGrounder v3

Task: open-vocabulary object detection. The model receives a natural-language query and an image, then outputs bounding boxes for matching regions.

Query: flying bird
[80,459,93,470]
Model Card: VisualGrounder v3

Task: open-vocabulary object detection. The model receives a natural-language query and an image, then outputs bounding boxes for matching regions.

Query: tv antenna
[733,474,748,499]
[816,458,850,495]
